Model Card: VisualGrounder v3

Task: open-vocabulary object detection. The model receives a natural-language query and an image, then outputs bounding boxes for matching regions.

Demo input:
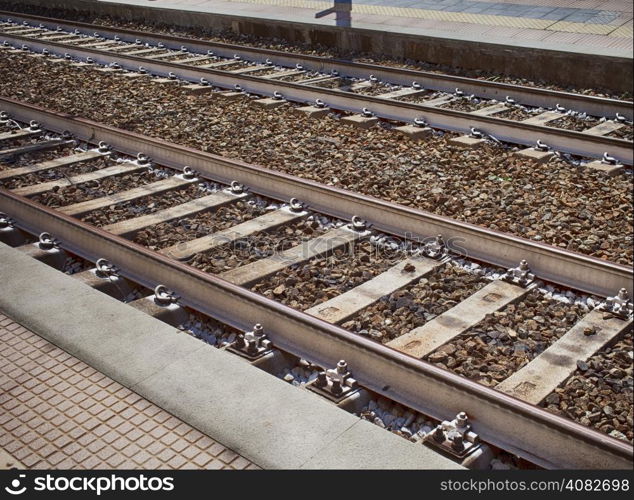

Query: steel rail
[1,10,632,120]
[2,33,632,165]
[1,96,630,298]
[0,189,631,470]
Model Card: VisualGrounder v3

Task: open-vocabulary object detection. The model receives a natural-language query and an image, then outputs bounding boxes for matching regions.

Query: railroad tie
[582,121,625,137]
[262,69,305,80]
[0,128,42,142]
[58,175,195,217]
[387,280,529,359]
[104,190,240,237]
[521,111,561,125]
[125,47,162,57]
[10,163,145,197]
[175,55,210,65]
[160,207,305,261]
[495,310,633,405]
[0,151,105,181]
[219,226,364,286]
[0,139,69,158]
[470,103,508,117]
[375,88,425,100]
[304,256,445,324]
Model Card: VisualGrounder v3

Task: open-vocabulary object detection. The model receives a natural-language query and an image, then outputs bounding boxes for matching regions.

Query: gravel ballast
[2,150,111,189]
[251,238,403,310]
[30,167,167,208]
[341,262,490,344]
[541,335,633,444]
[424,289,588,386]
[188,217,328,274]
[1,54,631,265]
[133,198,269,250]
[81,182,215,227]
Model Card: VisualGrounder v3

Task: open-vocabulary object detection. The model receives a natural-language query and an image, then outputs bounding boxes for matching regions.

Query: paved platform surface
[0,313,258,470]
[99,0,633,55]
[0,241,460,469]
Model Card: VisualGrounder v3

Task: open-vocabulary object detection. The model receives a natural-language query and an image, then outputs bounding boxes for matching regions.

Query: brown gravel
[541,335,633,443]
[0,135,37,151]
[352,83,397,97]
[425,290,587,387]
[81,182,212,227]
[394,90,445,104]
[547,115,600,133]
[188,218,328,275]
[438,98,492,112]
[30,168,161,208]
[251,239,402,310]
[4,2,627,99]
[341,263,490,343]
[608,125,634,142]
[133,199,268,250]
[0,54,631,265]
[312,77,354,89]
[278,72,320,83]
[0,143,78,171]
[1,153,111,189]
[495,107,533,121]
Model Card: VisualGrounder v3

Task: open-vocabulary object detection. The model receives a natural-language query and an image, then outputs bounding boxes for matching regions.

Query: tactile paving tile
[609,24,634,37]
[0,313,259,470]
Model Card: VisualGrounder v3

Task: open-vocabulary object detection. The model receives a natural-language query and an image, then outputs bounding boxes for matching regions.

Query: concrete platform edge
[0,242,460,469]
[0,0,630,92]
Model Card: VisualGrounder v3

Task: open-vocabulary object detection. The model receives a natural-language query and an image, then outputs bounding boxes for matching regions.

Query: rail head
[1,96,631,299]
[0,188,631,469]
[0,31,632,165]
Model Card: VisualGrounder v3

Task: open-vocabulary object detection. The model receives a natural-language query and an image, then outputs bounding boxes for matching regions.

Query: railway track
[0,101,632,469]
[0,11,633,165]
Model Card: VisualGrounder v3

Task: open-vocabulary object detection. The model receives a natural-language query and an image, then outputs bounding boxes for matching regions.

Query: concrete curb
[0,0,630,92]
[0,242,460,469]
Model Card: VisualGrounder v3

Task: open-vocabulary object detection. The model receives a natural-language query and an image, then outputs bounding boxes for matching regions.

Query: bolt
[456,412,468,428]
[289,198,305,213]
[433,426,445,443]
[336,360,348,375]
[0,212,12,229]
[182,166,196,180]
[316,371,327,388]
[450,432,465,453]
[535,139,549,151]
[38,232,56,250]
[351,216,367,232]
[230,181,245,195]
[246,340,258,356]
[331,379,343,396]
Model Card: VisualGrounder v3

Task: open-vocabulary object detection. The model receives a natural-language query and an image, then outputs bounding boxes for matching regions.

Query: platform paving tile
[0,313,259,470]
[112,0,631,52]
